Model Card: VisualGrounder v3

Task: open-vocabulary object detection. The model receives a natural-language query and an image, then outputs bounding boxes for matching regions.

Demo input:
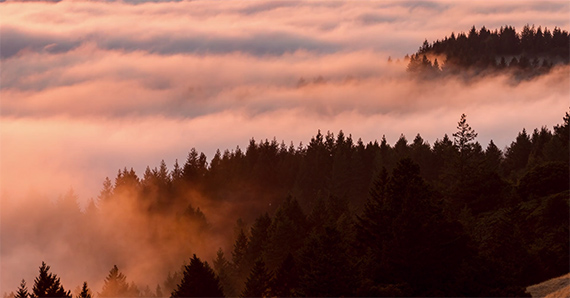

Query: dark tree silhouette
[171,254,224,298]
[213,248,236,297]
[453,114,477,149]
[231,227,249,293]
[77,282,91,298]
[270,253,298,297]
[504,129,533,179]
[298,226,356,297]
[356,167,389,256]
[31,262,71,298]
[357,159,474,296]
[246,213,272,268]
[407,25,569,78]
[15,280,29,298]
[11,108,569,298]
[240,259,273,298]
[264,196,307,270]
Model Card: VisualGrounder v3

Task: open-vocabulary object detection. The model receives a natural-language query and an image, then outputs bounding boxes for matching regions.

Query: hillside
[406,25,570,78]
[5,112,569,297]
[527,273,570,298]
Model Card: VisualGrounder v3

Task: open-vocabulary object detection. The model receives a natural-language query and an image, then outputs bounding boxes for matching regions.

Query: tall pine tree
[31,262,71,298]
[98,265,131,297]
[213,248,236,297]
[15,280,29,298]
[240,259,272,298]
[77,282,91,298]
[171,254,224,298]
[270,253,298,297]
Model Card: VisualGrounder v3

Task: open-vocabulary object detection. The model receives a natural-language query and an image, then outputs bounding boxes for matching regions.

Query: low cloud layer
[1,0,569,294]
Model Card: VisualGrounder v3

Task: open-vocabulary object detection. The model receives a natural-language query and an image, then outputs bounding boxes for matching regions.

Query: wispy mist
[1,0,569,293]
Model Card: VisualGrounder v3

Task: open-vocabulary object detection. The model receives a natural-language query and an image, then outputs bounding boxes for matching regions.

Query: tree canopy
[8,110,569,298]
[406,25,570,78]
[171,255,224,298]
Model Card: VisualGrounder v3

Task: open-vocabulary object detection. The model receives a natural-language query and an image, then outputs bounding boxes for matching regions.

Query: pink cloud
[1,0,569,292]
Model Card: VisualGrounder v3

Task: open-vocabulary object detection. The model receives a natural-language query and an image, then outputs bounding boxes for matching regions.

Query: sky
[1,0,569,294]
[1,0,569,204]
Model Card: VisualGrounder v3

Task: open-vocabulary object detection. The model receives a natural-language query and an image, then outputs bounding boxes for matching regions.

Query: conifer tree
[171,159,183,182]
[84,198,99,218]
[240,259,273,298]
[307,196,328,232]
[15,280,29,298]
[484,140,503,173]
[265,196,307,269]
[98,265,130,297]
[155,285,163,298]
[356,167,389,253]
[433,58,440,70]
[297,226,356,297]
[77,282,91,298]
[31,262,71,298]
[453,114,478,153]
[270,253,298,297]
[127,282,140,297]
[213,248,236,297]
[231,228,250,287]
[163,271,181,296]
[504,129,533,178]
[447,114,483,212]
[98,177,113,202]
[171,254,224,298]
[393,134,410,160]
[141,286,153,297]
[246,213,271,266]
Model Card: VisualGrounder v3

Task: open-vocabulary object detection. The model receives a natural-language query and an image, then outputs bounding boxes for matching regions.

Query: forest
[6,111,569,297]
[406,25,570,78]
[3,25,569,298]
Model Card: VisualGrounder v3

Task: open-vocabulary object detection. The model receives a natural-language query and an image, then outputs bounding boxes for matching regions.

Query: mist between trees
[3,112,569,297]
[405,25,569,81]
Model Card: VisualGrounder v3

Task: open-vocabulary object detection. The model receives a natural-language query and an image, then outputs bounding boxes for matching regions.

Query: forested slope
[406,25,570,78]
[7,112,569,297]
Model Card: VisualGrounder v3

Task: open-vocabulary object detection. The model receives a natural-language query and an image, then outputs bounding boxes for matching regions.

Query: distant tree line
[6,112,569,297]
[406,25,570,78]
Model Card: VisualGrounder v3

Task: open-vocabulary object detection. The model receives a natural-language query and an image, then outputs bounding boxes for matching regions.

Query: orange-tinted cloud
[1,0,569,293]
